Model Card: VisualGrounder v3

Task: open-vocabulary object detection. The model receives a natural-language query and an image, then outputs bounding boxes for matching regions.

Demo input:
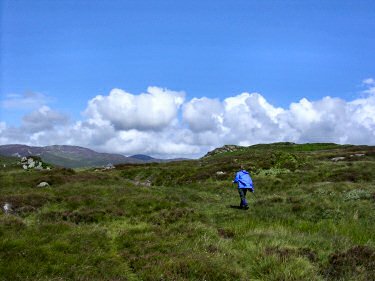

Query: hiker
[233,165,254,209]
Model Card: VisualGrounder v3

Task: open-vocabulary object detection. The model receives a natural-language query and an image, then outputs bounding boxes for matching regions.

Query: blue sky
[1,0,375,157]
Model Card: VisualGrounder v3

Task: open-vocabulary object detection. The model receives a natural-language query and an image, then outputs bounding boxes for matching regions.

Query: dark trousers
[238,188,249,207]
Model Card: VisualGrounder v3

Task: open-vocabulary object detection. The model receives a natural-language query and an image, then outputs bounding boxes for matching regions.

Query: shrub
[264,246,318,263]
[257,167,291,177]
[321,245,375,280]
[39,209,121,224]
[0,193,53,215]
[344,189,371,201]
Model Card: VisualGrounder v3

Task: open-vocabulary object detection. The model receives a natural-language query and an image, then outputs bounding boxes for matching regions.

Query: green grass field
[1,143,375,280]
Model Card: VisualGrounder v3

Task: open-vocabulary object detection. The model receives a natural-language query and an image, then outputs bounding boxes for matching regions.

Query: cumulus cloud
[182,85,375,149]
[222,93,286,144]
[0,107,71,146]
[21,106,70,133]
[85,87,185,131]
[1,82,375,158]
[182,97,223,132]
[2,91,51,110]
[362,78,375,96]
[0,122,6,144]
[363,78,375,85]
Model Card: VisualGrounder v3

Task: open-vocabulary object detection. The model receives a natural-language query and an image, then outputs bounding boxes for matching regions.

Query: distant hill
[0,144,141,168]
[129,154,188,163]
[130,154,156,161]
[0,144,189,168]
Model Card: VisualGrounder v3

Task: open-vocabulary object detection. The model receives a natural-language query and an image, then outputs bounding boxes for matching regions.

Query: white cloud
[85,87,185,131]
[182,97,223,132]
[363,78,375,85]
[0,107,71,146]
[361,78,375,96]
[21,106,70,133]
[0,122,6,144]
[1,81,375,157]
[2,91,51,110]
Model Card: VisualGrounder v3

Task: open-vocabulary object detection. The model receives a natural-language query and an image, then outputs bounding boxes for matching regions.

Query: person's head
[240,165,245,171]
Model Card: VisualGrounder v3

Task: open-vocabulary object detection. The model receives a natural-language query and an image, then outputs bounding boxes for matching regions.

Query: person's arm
[233,172,239,183]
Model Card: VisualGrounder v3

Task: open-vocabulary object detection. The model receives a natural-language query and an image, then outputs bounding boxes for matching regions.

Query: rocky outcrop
[94,163,116,172]
[19,156,51,170]
[203,145,245,158]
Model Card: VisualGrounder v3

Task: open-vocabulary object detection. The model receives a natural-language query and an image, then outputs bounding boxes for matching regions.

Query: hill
[1,142,375,280]
[130,154,156,161]
[0,144,142,168]
[130,154,189,163]
[0,144,187,168]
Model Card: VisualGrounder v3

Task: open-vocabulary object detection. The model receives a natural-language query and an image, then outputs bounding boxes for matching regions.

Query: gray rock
[28,159,35,168]
[143,180,152,186]
[216,171,226,175]
[104,163,115,170]
[36,182,50,187]
[35,162,43,170]
[3,203,11,215]
[331,157,345,162]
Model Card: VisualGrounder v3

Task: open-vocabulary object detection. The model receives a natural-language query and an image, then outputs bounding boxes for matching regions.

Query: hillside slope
[1,142,375,280]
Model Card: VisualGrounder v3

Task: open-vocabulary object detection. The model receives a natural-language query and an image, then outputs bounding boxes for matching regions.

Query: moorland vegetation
[1,142,375,280]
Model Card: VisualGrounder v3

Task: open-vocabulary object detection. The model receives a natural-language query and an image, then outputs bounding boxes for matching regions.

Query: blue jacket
[233,170,253,190]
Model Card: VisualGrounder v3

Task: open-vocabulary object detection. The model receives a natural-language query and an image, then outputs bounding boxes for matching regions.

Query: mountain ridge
[0,144,159,168]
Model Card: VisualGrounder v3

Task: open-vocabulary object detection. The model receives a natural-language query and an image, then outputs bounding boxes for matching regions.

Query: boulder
[331,157,345,162]
[350,153,365,158]
[36,182,50,188]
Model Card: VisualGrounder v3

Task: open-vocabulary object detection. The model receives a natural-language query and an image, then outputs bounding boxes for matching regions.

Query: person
[233,165,254,209]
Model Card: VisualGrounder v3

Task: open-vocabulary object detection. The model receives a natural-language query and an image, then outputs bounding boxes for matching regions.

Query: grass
[1,143,375,280]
